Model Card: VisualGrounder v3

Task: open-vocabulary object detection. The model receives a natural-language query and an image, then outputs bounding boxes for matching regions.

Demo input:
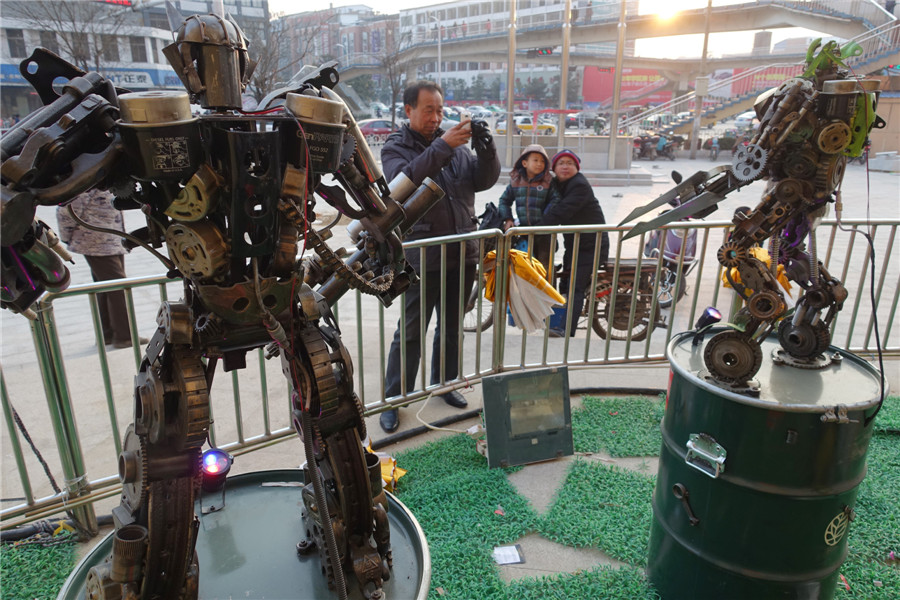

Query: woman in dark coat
[542,150,610,335]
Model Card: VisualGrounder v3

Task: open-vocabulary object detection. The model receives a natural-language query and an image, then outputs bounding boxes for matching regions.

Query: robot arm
[1,50,125,318]
[621,40,883,386]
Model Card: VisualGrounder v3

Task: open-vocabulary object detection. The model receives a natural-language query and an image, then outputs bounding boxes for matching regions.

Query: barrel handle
[685,433,726,479]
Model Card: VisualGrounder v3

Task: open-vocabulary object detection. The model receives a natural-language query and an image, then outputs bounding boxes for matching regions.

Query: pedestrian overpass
[337,0,897,115]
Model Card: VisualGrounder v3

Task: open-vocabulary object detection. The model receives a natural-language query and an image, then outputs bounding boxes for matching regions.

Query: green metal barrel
[648,330,883,600]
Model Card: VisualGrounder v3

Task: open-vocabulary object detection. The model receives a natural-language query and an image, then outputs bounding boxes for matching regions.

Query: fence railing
[1,218,897,530]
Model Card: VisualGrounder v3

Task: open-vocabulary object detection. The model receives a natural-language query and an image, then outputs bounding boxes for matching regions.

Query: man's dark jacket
[544,172,610,266]
[381,125,500,272]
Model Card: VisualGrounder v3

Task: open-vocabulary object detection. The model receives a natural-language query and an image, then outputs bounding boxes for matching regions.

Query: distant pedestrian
[56,189,147,349]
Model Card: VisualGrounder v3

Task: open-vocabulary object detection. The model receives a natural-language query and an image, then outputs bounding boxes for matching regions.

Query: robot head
[162,14,254,110]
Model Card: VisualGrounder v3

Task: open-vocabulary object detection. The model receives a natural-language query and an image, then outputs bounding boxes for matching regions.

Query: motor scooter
[642,171,699,308]
[658,135,683,161]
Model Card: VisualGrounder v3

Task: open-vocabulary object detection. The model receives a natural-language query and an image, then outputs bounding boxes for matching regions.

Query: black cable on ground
[371,387,667,450]
[1,514,113,543]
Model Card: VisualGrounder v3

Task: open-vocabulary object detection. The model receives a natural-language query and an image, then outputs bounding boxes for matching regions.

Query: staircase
[620,20,900,137]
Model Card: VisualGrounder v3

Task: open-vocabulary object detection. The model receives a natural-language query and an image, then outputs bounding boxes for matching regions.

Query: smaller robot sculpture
[621,40,884,388]
[1,6,461,600]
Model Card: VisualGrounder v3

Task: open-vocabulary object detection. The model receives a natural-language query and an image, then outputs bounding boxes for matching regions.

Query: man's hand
[503,219,515,232]
[440,121,473,149]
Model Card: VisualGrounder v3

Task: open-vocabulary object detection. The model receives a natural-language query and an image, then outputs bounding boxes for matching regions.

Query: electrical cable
[65,205,175,270]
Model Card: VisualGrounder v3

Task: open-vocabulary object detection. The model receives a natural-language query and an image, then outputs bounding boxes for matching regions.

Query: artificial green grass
[395,395,899,600]
[572,395,665,457]
[0,537,76,599]
[539,460,656,567]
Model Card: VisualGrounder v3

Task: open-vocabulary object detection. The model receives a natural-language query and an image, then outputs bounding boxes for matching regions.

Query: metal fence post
[31,300,98,536]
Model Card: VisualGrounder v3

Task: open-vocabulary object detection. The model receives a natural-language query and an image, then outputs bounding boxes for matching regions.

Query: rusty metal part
[717,241,746,268]
[134,365,166,444]
[815,155,846,195]
[280,198,395,297]
[165,221,229,279]
[773,178,806,205]
[196,276,296,325]
[778,319,832,358]
[165,164,220,222]
[271,224,299,276]
[747,290,786,321]
[703,330,763,384]
[119,425,148,513]
[782,149,819,179]
[156,302,193,346]
[171,352,210,451]
[141,476,198,600]
[816,121,852,154]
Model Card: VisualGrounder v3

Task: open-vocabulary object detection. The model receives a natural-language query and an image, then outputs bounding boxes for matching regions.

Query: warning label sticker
[151,137,191,171]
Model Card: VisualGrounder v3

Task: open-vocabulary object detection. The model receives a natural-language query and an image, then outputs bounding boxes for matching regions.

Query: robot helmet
[163,14,255,110]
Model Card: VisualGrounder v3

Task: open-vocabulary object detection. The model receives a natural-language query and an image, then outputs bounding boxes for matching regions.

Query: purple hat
[551,149,580,171]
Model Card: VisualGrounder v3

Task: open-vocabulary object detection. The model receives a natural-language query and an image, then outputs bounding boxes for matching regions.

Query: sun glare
[640,0,681,20]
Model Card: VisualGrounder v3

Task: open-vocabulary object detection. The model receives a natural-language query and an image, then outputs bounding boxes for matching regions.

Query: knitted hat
[551,149,580,172]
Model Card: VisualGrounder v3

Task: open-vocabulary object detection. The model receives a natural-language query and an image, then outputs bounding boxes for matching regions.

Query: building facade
[0,0,269,125]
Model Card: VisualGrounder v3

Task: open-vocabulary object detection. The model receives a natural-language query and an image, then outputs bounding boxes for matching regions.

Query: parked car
[357,119,400,138]
[734,110,758,130]
[496,115,556,135]
[566,111,603,128]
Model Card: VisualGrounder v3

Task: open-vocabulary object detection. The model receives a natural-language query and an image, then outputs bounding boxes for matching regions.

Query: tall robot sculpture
[0,10,446,600]
[621,40,884,387]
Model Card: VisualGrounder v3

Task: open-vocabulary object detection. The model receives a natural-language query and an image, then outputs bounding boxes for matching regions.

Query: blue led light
[200,448,232,492]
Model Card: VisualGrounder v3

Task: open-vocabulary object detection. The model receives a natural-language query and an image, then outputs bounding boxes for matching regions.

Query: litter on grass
[492,544,525,565]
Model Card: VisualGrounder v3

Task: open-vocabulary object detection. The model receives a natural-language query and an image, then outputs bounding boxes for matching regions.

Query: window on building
[149,12,169,29]
[149,37,157,63]
[130,36,147,62]
[72,32,89,60]
[102,36,119,62]
[7,29,26,58]
[39,31,59,55]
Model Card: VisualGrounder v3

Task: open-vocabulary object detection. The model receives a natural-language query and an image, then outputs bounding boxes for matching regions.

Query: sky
[266,0,827,59]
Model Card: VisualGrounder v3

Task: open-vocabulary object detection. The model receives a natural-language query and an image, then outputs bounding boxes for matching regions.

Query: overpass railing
[1,218,896,530]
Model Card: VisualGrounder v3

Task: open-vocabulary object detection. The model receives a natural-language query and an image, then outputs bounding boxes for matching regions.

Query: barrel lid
[667,329,884,411]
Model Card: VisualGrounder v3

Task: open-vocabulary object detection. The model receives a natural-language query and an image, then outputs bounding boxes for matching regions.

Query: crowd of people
[379,80,609,432]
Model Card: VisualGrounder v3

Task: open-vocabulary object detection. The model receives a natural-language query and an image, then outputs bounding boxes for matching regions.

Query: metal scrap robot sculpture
[621,40,884,388]
[1,7,442,600]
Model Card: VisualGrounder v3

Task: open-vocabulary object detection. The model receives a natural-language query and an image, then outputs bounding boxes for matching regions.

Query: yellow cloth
[721,246,793,296]
[482,249,565,305]
[482,249,565,332]
[367,444,407,493]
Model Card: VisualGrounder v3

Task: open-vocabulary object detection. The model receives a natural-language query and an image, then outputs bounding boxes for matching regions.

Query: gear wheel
[119,425,148,513]
[732,144,767,181]
[747,290,785,321]
[338,131,358,170]
[773,178,805,205]
[717,242,746,268]
[816,121,852,154]
[704,330,763,384]
[172,352,211,451]
[778,319,831,359]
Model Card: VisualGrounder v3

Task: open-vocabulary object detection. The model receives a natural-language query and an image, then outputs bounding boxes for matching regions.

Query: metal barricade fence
[1,218,897,529]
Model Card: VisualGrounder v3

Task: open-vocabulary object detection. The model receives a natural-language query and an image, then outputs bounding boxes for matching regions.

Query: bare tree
[377,30,420,127]
[2,0,136,72]
[238,11,334,104]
